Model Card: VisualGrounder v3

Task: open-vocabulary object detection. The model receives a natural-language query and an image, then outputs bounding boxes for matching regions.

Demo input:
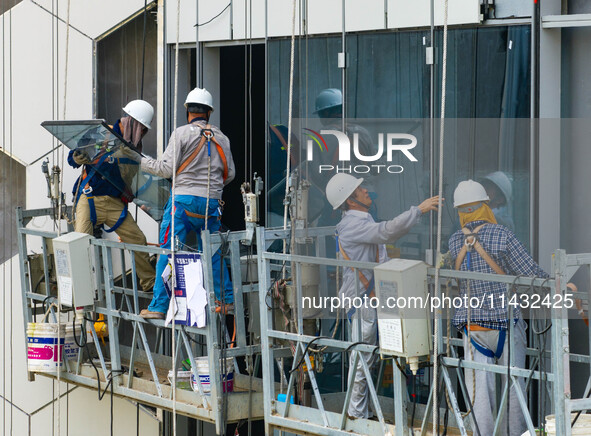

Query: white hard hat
[453,180,489,208]
[122,100,154,129]
[314,88,342,114]
[482,171,512,203]
[326,173,363,210]
[184,87,214,111]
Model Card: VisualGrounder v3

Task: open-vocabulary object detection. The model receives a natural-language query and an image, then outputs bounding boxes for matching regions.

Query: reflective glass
[41,120,170,221]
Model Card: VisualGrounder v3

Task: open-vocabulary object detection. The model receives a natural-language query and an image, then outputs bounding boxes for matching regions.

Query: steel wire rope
[1,0,6,432]
[281,0,297,273]
[244,0,248,183]
[53,2,71,434]
[8,6,13,433]
[433,0,449,432]
[170,0,182,434]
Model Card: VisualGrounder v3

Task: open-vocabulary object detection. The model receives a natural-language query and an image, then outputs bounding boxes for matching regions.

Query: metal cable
[1,0,5,430]
[281,0,297,272]
[170,0,182,434]
[433,0,449,432]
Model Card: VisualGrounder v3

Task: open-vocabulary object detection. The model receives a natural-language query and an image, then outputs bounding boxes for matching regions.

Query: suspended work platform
[16,207,264,435]
[15,206,591,436]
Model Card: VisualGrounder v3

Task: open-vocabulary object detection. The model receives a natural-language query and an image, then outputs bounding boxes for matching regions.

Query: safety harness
[455,223,506,359]
[336,234,379,320]
[163,123,229,242]
[75,151,128,233]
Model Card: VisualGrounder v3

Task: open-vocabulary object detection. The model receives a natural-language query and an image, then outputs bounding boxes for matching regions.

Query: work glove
[118,145,143,163]
[72,150,90,165]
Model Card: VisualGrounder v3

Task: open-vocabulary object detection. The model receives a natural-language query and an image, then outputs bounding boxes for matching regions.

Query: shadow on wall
[0,151,26,264]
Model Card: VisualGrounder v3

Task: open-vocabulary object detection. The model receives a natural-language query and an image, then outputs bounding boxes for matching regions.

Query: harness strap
[455,224,505,275]
[103,207,127,233]
[176,124,229,182]
[464,327,506,359]
[85,194,128,233]
[337,234,379,319]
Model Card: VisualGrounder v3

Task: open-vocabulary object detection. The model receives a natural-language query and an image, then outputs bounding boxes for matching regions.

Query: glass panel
[41,120,170,221]
[268,26,531,253]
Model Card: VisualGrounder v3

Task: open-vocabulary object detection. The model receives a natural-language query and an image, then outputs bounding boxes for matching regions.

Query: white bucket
[191,356,234,394]
[545,413,591,435]
[27,322,65,372]
[167,370,193,390]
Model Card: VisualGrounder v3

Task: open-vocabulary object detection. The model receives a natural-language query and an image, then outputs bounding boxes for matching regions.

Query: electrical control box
[52,232,96,308]
[374,259,431,373]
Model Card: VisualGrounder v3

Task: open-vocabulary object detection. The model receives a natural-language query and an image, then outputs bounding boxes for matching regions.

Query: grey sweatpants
[347,306,378,418]
[462,319,528,436]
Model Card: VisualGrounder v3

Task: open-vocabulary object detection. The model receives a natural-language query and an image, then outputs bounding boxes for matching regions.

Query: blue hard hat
[314,88,342,114]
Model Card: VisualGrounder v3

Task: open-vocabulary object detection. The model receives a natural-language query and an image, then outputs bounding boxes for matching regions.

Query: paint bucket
[63,323,93,362]
[167,370,193,390]
[191,356,234,394]
[27,322,65,372]
[544,413,591,435]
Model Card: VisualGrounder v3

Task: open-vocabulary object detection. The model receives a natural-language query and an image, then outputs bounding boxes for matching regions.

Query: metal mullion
[41,237,51,296]
[511,375,537,436]
[180,329,210,409]
[301,345,329,427]
[135,317,163,397]
[359,354,387,433]
[340,351,360,430]
[89,322,109,378]
[202,230,223,434]
[257,227,278,434]
[440,365,468,436]
[127,322,139,389]
[230,239,247,348]
[282,343,302,418]
[102,245,122,387]
[493,380,510,436]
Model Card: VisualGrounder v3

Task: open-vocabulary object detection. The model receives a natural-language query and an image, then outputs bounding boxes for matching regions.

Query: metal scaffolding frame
[256,225,591,436]
[16,207,264,436]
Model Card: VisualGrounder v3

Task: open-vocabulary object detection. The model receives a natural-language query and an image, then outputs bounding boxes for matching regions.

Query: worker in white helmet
[448,179,577,435]
[124,88,235,319]
[326,173,439,419]
[314,89,380,224]
[480,171,514,230]
[68,99,155,292]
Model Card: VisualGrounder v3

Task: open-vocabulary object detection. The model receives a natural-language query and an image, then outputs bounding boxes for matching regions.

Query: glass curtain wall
[267,25,531,257]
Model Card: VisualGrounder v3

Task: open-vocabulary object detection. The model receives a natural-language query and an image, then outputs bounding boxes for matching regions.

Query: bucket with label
[191,356,234,394]
[27,321,65,372]
[63,323,92,363]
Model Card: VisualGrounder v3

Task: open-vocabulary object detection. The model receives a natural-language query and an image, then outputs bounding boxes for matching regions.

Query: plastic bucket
[63,325,78,362]
[191,356,234,394]
[27,322,65,372]
[63,323,94,363]
[545,413,591,435]
[168,370,193,390]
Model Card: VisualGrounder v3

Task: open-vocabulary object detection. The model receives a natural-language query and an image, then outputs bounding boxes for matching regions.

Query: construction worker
[480,171,514,230]
[448,179,576,435]
[69,99,156,292]
[326,173,439,419]
[315,88,380,225]
[126,88,235,320]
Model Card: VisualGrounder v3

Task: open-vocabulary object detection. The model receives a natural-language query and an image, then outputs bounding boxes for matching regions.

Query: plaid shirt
[448,220,549,330]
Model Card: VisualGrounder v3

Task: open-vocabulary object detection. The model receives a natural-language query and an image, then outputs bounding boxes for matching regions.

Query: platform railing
[16,207,263,435]
[256,225,591,436]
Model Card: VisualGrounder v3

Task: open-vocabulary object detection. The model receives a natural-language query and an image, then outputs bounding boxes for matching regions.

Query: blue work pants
[148,194,233,314]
